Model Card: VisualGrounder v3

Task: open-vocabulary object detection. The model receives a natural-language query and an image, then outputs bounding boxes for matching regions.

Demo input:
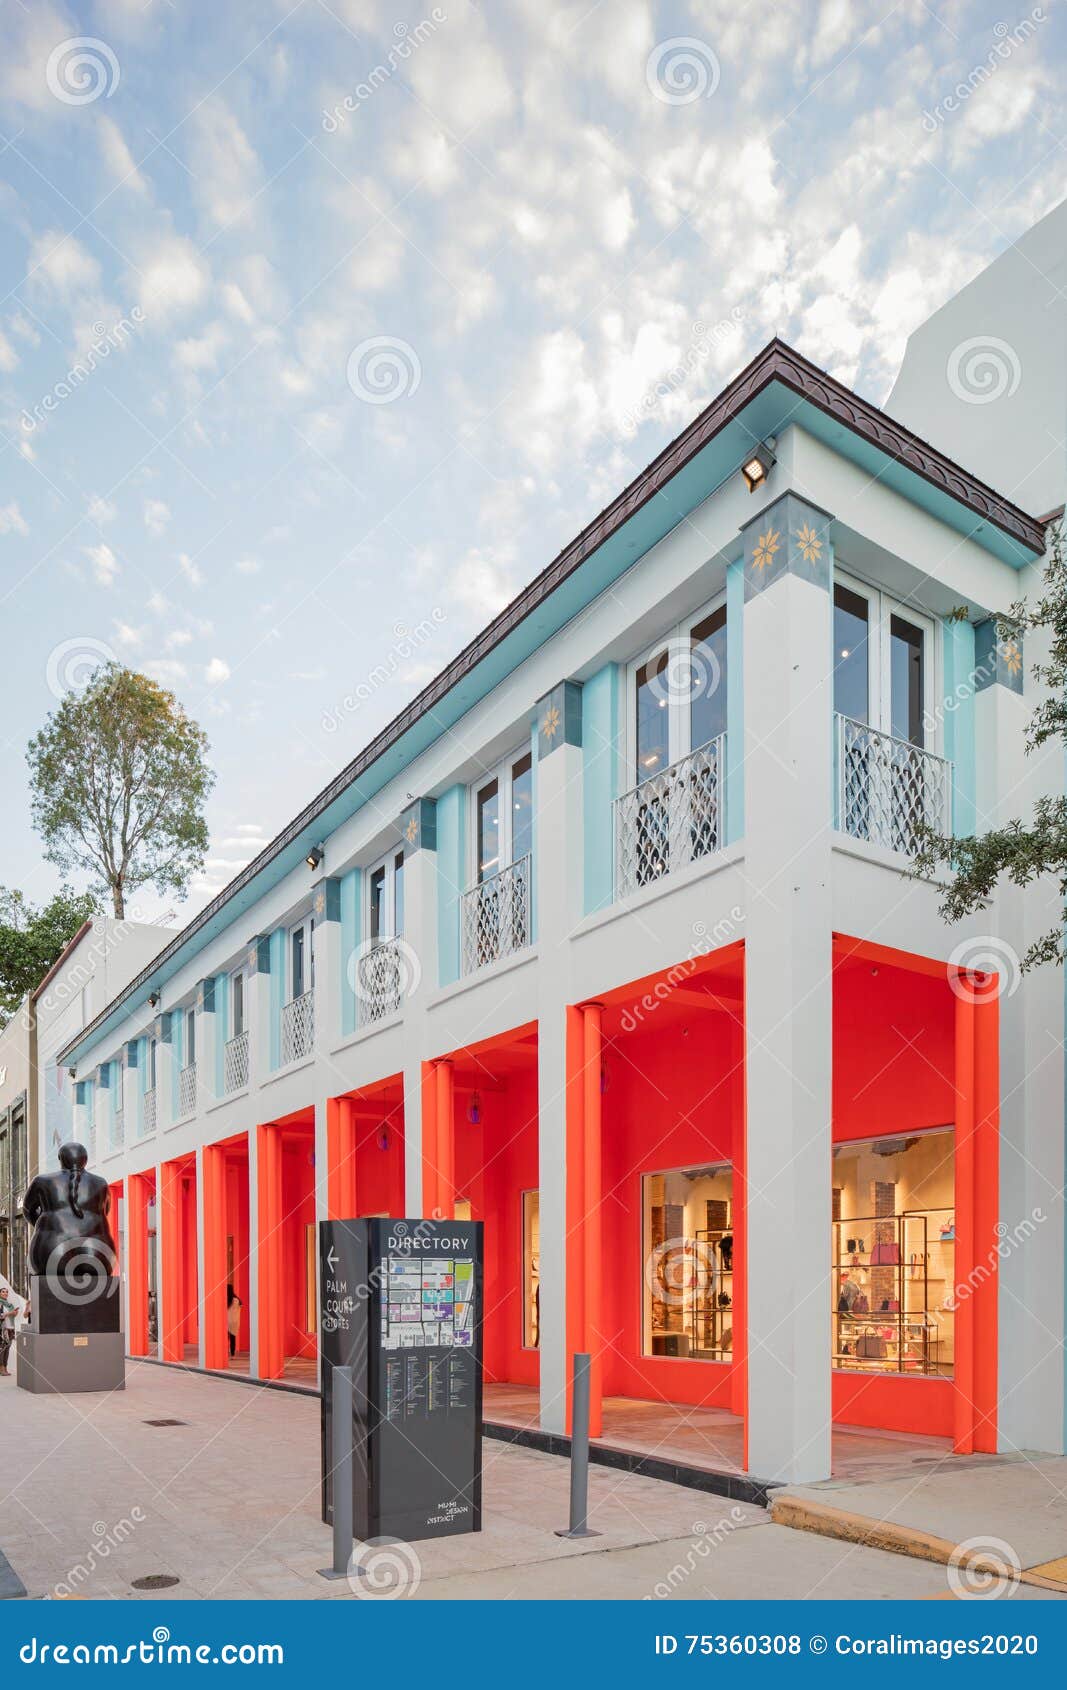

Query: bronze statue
[23,1142,116,1282]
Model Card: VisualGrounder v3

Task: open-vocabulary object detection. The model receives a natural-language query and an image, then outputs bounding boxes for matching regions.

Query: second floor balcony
[143,1087,156,1135]
[178,1063,197,1119]
[461,854,531,975]
[356,938,405,1023]
[225,1029,249,1092]
[615,735,726,900]
[281,989,314,1064]
[835,714,951,857]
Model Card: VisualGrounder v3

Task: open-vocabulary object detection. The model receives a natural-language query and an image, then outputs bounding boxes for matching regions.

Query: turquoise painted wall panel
[340,867,360,1038]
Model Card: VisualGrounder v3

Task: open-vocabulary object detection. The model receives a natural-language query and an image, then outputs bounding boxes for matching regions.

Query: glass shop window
[832,1127,955,1377]
[522,1189,540,1349]
[642,1164,734,1361]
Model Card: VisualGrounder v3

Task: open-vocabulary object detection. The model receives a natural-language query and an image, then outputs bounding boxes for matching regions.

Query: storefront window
[832,1127,955,1377]
[642,1165,734,1360]
[522,1190,540,1348]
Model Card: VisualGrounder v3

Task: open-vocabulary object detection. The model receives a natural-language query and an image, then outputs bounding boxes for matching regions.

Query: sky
[0,0,1062,927]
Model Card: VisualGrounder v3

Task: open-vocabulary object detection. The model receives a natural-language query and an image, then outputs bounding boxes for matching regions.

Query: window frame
[625,591,728,787]
[468,744,534,887]
[230,967,245,1040]
[288,915,315,1004]
[834,568,939,751]
[365,848,405,946]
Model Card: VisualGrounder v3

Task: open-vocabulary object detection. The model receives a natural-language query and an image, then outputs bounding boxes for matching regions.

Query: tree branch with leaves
[27,664,215,919]
[912,522,1066,971]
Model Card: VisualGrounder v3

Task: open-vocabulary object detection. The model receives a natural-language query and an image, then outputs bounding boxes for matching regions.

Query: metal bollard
[318,1365,363,1580]
[555,1352,601,1539]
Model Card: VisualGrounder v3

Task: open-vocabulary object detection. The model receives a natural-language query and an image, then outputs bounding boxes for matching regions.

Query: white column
[156,1021,175,1132]
[741,493,834,1484]
[247,937,273,1089]
[398,799,439,1217]
[197,979,218,1112]
[533,682,583,1433]
[975,600,1067,1456]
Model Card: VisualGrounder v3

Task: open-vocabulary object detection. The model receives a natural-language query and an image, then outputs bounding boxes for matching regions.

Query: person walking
[226,1284,242,1360]
[0,1281,19,1377]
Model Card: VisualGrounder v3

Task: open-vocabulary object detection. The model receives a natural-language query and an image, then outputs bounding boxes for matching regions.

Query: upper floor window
[472,749,532,884]
[230,968,245,1039]
[290,916,315,1001]
[148,1037,157,1089]
[368,850,405,944]
[630,600,727,785]
[833,574,933,750]
[185,1007,196,1067]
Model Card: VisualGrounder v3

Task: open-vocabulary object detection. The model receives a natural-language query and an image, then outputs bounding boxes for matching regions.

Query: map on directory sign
[381,1255,476,1350]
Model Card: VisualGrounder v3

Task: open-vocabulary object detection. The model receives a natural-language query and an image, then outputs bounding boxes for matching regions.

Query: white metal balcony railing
[836,713,951,856]
[357,938,404,1023]
[143,1087,156,1135]
[615,735,725,901]
[281,990,315,1065]
[225,1029,249,1092]
[461,854,532,975]
[178,1063,197,1118]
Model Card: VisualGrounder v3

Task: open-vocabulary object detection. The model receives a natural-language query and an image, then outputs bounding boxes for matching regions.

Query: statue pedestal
[17,1331,125,1394]
[16,1272,125,1394]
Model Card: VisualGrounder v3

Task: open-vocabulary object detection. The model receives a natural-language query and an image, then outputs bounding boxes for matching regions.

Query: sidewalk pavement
[771,1452,1067,1592]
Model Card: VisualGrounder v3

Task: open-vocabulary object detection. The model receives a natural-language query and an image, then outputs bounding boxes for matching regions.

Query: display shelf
[832,1208,954,1377]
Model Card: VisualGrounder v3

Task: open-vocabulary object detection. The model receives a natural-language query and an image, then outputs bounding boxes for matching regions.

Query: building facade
[0,1005,34,1293]
[58,329,1064,1487]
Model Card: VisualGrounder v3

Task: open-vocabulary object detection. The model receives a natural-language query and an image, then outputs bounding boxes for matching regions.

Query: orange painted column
[581,1004,604,1439]
[108,1182,122,1277]
[953,983,976,1454]
[421,1061,439,1218]
[159,1161,184,1362]
[201,1145,228,1371]
[972,986,1000,1453]
[435,1060,455,1219]
[126,1172,150,1356]
[326,1097,358,1220]
[183,1172,198,1346]
[564,1005,585,1434]
[730,1016,748,1450]
[257,1124,284,1379]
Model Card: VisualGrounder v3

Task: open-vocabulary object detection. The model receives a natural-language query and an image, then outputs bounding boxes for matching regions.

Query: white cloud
[144,497,170,536]
[164,628,193,651]
[0,502,28,536]
[205,656,231,684]
[0,330,18,372]
[112,620,142,649]
[177,553,203,587]
[234,557,261,575]
[187,99,262,228]
[87,493,117,526]
[85,543,120,586]
[27,231,102,298]
[134,234,209,321]
[408,3,513,133]
[146,590,171,615]
[98,117,150,196]
[143,659,188,686]
[174,321,229,373]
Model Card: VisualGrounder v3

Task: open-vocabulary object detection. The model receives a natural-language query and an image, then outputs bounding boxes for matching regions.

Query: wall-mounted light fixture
[305,844,325,870]
[148,992,159,1009]
[467,1091,482,1126]
[741,440,776,493]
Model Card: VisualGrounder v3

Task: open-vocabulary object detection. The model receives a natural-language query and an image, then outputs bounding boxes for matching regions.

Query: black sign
[319,1217,483,1542]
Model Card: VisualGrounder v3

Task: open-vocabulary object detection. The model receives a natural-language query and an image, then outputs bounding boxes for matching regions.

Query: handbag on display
[871,1241,901,1265]
[940,1218,955,1241]
[856,1334,886,1359]
[853,1294,869,1314]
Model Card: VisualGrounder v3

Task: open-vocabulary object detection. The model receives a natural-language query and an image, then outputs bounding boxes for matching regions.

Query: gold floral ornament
[405,815,419,845]
[541,702,562,742]
[794,521,823,563]
[314,890,325,916]
[1001,640,1022,677]
[752,527,780,573]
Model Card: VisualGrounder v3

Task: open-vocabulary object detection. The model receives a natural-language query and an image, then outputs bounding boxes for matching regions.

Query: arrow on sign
[327,1247,339,1272]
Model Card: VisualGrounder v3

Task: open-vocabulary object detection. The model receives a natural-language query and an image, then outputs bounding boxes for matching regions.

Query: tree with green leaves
[27,663,215,920]
[912,523,1065,971]
[0,886,99,1027]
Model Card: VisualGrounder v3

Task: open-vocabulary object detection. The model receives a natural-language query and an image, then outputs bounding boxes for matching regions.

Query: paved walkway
[2,1367,1063,1601]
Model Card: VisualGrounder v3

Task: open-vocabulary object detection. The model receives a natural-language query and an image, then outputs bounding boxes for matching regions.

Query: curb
[769,1497,1067,1592]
